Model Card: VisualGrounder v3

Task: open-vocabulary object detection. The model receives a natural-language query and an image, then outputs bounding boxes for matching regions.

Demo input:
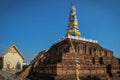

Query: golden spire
[66,4,81,37]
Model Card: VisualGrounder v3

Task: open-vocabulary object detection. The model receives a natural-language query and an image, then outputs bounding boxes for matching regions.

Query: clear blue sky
[0,0,120,63]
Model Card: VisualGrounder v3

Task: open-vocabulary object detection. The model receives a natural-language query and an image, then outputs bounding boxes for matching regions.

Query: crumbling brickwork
[19,38,120,80]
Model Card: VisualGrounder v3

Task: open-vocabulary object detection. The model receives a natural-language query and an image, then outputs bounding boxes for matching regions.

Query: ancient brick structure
[19,4,120,80]
[20,38,120,80]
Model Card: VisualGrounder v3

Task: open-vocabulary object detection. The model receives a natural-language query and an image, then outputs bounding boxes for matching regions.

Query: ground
[0,70,29,80]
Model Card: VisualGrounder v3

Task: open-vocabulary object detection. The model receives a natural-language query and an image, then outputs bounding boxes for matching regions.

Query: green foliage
[5,77,9,80]
[0,59,3,68]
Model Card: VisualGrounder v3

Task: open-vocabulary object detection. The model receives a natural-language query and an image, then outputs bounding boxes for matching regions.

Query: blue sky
[0,0,120,63]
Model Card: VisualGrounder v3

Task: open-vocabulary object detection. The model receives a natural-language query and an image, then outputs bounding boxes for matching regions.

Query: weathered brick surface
[19,38,120,80]
[19,65,32,78]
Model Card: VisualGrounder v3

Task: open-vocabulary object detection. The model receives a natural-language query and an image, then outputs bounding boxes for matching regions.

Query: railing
[53,35,98,45]
[66,35,98,43]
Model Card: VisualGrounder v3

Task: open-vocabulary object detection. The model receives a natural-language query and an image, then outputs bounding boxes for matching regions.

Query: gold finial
[66,4,81,37]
